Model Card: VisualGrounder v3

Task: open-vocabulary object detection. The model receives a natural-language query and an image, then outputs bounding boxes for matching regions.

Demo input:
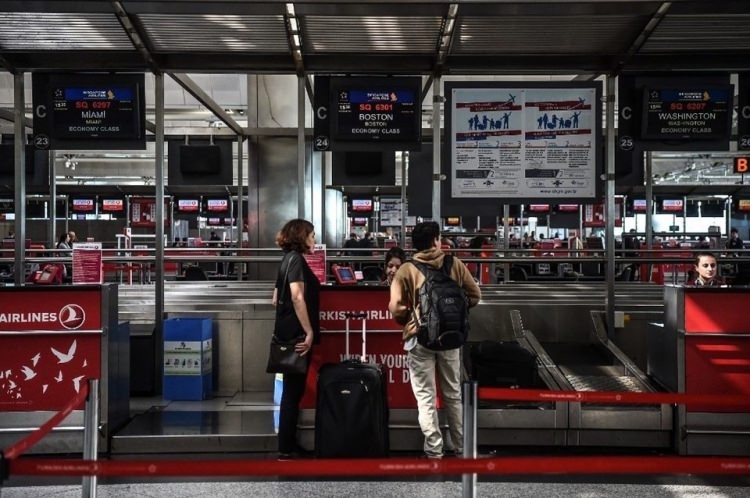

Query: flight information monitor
[51,85,141,140]
[101,198,124,212]
[176,199,200,212]
[641,86,733,141]
[349,198,373,214]
[71,198,95,212]
[331,76,421,149]
[33,73,146,150]
[206,198,229,212]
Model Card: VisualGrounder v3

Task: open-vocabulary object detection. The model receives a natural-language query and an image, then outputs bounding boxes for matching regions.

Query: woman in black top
[272,219,320,459]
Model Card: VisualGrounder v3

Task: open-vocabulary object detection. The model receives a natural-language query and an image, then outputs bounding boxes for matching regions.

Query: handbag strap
[277,251,296,306]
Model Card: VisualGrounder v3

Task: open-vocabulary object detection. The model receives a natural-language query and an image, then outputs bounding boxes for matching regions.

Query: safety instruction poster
[450,86,598,199]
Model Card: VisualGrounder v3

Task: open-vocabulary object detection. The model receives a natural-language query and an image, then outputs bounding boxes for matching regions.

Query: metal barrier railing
[3,246,750,286]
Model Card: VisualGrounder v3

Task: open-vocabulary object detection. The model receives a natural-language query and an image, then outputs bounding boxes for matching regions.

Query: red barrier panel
[477,387,750,409]
[8,455,750,478]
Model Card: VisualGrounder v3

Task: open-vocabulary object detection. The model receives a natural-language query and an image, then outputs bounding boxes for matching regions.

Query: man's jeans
[407,343,463,457]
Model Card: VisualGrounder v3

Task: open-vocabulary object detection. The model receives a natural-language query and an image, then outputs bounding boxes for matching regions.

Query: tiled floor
[4,395,748,496]
[3,480,749,497]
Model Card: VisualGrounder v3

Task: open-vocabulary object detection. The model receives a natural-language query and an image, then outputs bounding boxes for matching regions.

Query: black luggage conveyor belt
[512,309,673,449]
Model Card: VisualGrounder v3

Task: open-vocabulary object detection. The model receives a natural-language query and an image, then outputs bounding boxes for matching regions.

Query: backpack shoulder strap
[441,255,454,275]
[411,259,430,276]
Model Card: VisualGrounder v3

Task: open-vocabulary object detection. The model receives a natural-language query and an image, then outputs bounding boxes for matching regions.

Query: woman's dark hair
[384,246,406,266]
[276,219,314,253]
[58,233,69,244]
[694,251,716,266]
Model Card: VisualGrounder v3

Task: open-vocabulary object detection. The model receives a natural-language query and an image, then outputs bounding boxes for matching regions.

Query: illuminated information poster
[379,197,417,227]
[450,87,598,199]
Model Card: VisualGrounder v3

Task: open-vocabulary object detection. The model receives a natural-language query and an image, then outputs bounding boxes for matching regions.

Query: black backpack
[412,256,470,351]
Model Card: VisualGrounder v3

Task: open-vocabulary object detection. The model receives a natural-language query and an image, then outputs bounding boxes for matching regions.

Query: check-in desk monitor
[332,265,358,285]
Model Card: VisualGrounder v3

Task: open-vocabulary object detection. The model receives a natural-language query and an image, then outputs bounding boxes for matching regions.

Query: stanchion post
[0,451,7,485]
[462,380,478,498]
[82,379,99,498]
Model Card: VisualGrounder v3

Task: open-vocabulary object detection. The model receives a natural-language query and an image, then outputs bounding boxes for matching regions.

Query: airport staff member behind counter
[382,246,406,286]
[685,252,726,287]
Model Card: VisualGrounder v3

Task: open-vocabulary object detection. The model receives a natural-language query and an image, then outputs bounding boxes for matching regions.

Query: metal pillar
[605,75,616,336]
[48,151,56,248]
[13,72,25,285]
[401,151,408,241]
[82,379,99,498]
[645,152,654,280]
[236,133,244,281]
[462,380,478,498]
[298,75,306,219]
[432,76,442,221]
[154,73,165,391]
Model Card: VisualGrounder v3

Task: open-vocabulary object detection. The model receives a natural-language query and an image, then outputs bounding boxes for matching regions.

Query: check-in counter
[299,286,410,408]
[649,285,750,455]
[0,284,128,453]
[296,285,421,450]
[296,285,567,450]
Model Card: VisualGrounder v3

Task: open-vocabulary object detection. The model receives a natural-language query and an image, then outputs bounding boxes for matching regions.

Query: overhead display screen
[641,86,733,141]
[101,199,124,212]
[71,198,95,212]
[32,73,146,150]
[51,85,141,139]
[206,199,228,212]
[350,198,373,213]
[331,76,421,149]
[177,199,200,212]
[661,199,684,212]
[528,204,550,213]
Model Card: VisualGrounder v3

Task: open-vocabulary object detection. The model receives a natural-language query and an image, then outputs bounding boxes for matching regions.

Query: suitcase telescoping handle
[343,311,367,362]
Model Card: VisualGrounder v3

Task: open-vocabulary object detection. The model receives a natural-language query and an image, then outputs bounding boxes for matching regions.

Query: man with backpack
[388,221,481,459]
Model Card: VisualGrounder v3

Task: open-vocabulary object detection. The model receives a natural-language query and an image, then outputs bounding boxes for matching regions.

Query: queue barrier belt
[478,387,750,409]
[3,383,750,480]
[7,455,750,478]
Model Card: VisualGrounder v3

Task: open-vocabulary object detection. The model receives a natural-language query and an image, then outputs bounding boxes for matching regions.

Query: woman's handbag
[266,335,309,375]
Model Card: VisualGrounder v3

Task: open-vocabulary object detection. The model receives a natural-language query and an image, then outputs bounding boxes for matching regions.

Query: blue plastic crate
[163,317,213,401]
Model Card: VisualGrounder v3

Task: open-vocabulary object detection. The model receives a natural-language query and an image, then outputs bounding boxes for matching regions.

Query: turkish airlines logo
[59,304,86,330]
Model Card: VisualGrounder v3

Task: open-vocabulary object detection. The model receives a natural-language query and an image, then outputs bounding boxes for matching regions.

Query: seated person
[382,247,406,286]
[685,252,726,287]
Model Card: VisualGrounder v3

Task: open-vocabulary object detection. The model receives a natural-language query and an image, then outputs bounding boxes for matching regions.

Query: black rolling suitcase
[315,312,389,458]
[468,340,538,388]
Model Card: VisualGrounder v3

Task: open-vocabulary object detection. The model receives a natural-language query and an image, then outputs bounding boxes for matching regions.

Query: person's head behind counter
[383,246,406,285]
[686,252,726,287]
